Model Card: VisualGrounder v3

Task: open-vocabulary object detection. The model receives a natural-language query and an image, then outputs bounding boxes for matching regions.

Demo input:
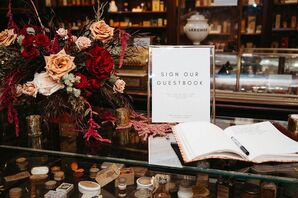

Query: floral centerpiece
[0,1,131,142]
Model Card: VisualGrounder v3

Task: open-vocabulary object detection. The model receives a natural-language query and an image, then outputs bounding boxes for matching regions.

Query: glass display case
[0,116,298,197]
[215,48,298,107]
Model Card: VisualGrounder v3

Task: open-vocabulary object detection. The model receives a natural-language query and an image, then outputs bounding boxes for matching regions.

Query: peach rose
[21,81,38,97]
[44,49,76,82]
[71,35,78,42]
[113,79,126,93]
[0,29,17,46]
[75,36,92,51]
[33,72,65,96]
[90,20,114,42]
[15,84,23,97]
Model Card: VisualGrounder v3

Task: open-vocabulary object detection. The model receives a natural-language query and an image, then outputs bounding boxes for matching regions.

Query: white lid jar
[177,180,193,198]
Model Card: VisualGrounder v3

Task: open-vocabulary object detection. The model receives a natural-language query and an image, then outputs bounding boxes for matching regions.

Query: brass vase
[26,115,42,149]
[115,108,132,145]
[26,115,42,137]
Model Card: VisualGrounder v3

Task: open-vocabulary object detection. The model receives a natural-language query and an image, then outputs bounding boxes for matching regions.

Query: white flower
[66,80,73,87]
[62,73,69,81]
[17,35,25,46]
[68,73,75,82]
[113,79,126,93]
[75,76,81,82]
[73,88,81,97]
[26,27,35,35]
[63,73,78,86]
[33,72,65,96]
[66,87,73,93]
[56,28,68,39]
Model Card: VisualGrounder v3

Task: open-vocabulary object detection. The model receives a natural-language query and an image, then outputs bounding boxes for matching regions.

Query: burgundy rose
[22,36,35,48]
[85,46,114,81]
[35,33,50,47]
[21,46,39,59]
[88,78,102,89]
[74,73,89,89]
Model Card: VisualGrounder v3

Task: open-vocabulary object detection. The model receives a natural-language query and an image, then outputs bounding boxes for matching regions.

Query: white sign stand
[148,46,216,123]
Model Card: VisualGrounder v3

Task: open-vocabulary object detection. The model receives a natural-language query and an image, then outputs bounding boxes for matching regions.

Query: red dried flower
[83,91,93,98]
[75,73,89,89]
[35,33,50,47]
[88,78,102,89]
[85,46,114,81]
[99,111,116,122]
[21,46,39,59]
[22,36,35,48]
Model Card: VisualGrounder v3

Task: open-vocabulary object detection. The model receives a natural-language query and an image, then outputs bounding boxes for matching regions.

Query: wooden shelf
[112,26,167,29]
[109,11,166,14]
[0,8,31,14]
[274,3,298,6]
[194,5,237,8]
[46,5,94,8]
[272,28,298,32]
[241,33,262,36]
[209,33,231,36]
[242,4,263,7]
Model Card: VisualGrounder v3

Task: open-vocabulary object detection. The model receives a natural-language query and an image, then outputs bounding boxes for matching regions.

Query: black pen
[231,136,250,156]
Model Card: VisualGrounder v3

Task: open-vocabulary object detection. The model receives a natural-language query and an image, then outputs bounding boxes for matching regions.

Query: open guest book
[172,121,298,163]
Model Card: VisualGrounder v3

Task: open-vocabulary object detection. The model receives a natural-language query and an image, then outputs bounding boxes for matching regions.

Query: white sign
[150,47,211,123]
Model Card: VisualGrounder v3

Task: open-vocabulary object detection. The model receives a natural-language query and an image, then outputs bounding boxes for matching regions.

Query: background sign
[150,47,211,123]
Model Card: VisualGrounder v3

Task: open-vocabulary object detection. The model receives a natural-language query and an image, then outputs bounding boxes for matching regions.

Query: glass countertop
[1,116,297,184]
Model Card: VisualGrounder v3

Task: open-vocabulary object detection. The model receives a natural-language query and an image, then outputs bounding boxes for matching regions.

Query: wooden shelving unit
[109,11,167,14]
[41,0,175,44]
[271,1,298,48]
[111,26,167,29]
[178,0,297,50]
[104,0,173,44]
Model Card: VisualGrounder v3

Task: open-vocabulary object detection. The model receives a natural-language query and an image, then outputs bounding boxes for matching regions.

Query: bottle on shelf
[152,175,170,198]
[117,177,127,197]
[109,0,118,12]
[216,177,233,198]
[123,2,129,11]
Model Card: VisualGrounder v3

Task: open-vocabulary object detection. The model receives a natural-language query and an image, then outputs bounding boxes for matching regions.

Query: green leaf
[84,108,91,117]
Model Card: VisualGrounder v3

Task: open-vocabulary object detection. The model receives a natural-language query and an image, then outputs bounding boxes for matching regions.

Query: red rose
[75,73,89,89]
[35,33,50,47]
[21,46,39,59]
[88,78,102,89]
[85,46,114,81]
[22,36,35,48]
